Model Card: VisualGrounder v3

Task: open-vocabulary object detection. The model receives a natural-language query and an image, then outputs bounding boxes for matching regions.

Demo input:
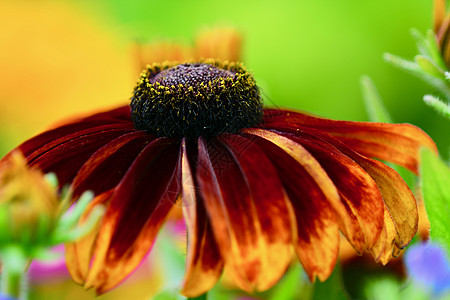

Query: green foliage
[424,94,450,118]
[153,290,187,300]
[269,264,309,300]
[420,148,450,255]
[360,76,392,123]
[313,264,349,300]
[363,276,429,300]
[385,29,450,120]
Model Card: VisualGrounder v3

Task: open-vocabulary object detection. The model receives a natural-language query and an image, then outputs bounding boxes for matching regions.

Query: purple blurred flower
[27,245,69,283]
[0,294,17,300]
[405,242,450,296]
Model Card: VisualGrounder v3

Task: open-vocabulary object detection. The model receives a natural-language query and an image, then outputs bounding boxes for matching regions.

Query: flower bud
[0,152,58,248]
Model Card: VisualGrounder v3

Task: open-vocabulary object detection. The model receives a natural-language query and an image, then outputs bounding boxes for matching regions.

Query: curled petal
[180,139,224,297]
[196,135,294,292]
[263,109,437,173]
[353,157,418,248]
[370,208,398,265]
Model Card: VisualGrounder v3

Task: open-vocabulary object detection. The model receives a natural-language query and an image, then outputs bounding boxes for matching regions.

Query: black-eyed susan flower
[1,60,437,297]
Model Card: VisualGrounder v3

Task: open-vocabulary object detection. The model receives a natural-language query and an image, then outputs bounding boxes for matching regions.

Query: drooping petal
[180,139,224,297]
[71,131,155,198]
[195,135,294,292]
[283,126,418,250]
[353,157,418,249]
[370,207,398,265]
[249,126,385,250]
[242,129,340,281]
[263,109,437,173]
[83,138,180,294]
[28,129,135,185]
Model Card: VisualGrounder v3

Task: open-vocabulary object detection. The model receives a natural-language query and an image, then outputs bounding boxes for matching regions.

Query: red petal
[283,126,418,249]
[83,138,179,293]
[370,208,397,264]
[71,131,154,198]
[263,109,437,173]
[243,129,340,281]
[28,129,134,185]
[13,106,133,158]
[180,139,224,297]
[252,126,385,251]
[195,135,294,292]
[65,190,113,284]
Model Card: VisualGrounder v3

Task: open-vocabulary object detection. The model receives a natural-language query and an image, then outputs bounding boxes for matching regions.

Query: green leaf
[313,264,349,300]
[385,53,450,100]
[415,55,445,78]
[420,148,450,255]
[360,75,392,123]
[269,264,307,300]
[410,28,431,58]
[384,53,422,74]
[425,29,447,70]
[58,190,95,230]
[423,94,450,118]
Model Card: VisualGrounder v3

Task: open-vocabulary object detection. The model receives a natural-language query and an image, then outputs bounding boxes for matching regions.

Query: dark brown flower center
[130,61,263,138]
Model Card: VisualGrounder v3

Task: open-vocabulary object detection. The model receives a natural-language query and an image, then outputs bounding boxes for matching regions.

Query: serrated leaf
[385,53,450,99]
[384,53,422,74]
[425,29,447,70]
[360,75,392,123]
[423,94,450,118]
[415,55,445,78]
[410,28,432,58]
[420,148,450,255]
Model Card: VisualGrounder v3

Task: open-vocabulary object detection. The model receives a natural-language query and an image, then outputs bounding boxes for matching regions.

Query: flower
[1,60,437,297]
[0,151,59,249]
[405,242,450,297]
[135,27,241,72]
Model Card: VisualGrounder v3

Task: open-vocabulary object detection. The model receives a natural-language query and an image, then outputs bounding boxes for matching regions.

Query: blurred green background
[0,0,448,159]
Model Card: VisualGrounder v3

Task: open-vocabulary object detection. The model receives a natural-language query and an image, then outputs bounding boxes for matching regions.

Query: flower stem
[1,267,24,299]
[0,246,28,300]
